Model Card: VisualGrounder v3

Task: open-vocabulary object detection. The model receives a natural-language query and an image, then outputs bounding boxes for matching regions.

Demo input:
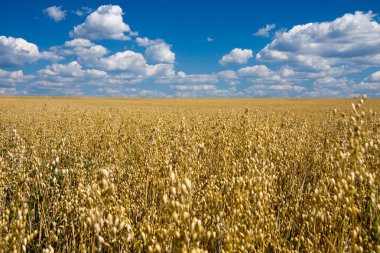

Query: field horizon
[2,96,380,109]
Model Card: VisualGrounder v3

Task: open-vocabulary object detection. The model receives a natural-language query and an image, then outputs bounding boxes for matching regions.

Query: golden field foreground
[0,97,379,253]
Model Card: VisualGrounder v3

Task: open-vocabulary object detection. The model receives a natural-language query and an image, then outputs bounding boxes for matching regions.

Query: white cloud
[257,11,380,73]
[41,51,62,61]
[313,77,348,89]
[95,50,175,78]
[219,48,253,65]
[50,39,108,66]
[171,85,242,98]
[268,84,305,91]
[99,51,147,72]
[366,71,380,82]
[0,69,32,85]
[279,66,317,79]
[217,70,239,85]
[207,37,214,42]
[96,87,168,97]
[38,61,107,79]
[34,80,64,87]
[217,70,238,79]
[105,74,144,85]
[85,69,108,79]
[43,6,66,22]
[50,38,175,79]
[75,45,109,66]
[36,61,162,90]
[64,39,94,48]
[279,65,349,81]
[0,36,39,67]
[0,87,18,95]
[0,69,23,79]
[39,61,82,77]
[158,71,218,84]
[238,65,275,78]
[253,24,276,37]
[0,36,58,67]
[146,64,175,77]
[245,83,305,97]
[145,42,175,64]
[304,89,345,98]
[33,61,114,96]
[136,37,150,47]
[61,39,176,83]
[238,65,290,86]
[70,5,132,40]
[357,82,380,91]
[171,84,217,91]
[136,37,175,63]
[73,7,93,17]
[357,71,380,93]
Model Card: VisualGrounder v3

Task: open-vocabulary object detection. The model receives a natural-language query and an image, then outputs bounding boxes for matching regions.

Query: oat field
[0,97,379,252]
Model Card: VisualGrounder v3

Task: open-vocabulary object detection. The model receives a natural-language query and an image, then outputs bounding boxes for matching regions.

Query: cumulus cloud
[94,49,174,78]
[0,36,58,67]
[253,24,276,37]
[0,69,23,79]
[238,65,289,86]
[70,5,132,40]
[95,87,168,97]
[175,72,218,83]
[51,38,175,80]
[157,71,218,84]
[73,7,93,17]
[35,61,111,94]
[217,70,239,85]
[171,84,217,91]
[36,61,153,91]
[64,39,94,48]
[245,83,305,97]
[217,70,238,80]
[357,82,380,91]
[136,37,150,47]
[171,84,241,98]
[99,51,146,72]
[238,65,275,78]
[43,6,66,22]
[75,45,109,66]
[34,59,175,95]
[0,87,18,95]
[304,89,345,98]
[303,77,352,97]
[145,64,175,78]
[268,84,305,91]
[313,77,349,89]
[0,69,33,85]
[219,48,253,65]
[356,71,380,93]
[257,11,380,73]
[366,71,380,82]
[136,37,175,64]
[38,61,107,79]
[49,39,108,67]
[145,43,175,64]
[0,36,39,67]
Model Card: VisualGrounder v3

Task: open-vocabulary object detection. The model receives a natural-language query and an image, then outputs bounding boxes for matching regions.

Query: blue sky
[1,0,380,97]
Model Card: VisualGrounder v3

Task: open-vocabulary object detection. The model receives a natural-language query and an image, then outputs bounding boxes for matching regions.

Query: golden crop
[0,96,379,252]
